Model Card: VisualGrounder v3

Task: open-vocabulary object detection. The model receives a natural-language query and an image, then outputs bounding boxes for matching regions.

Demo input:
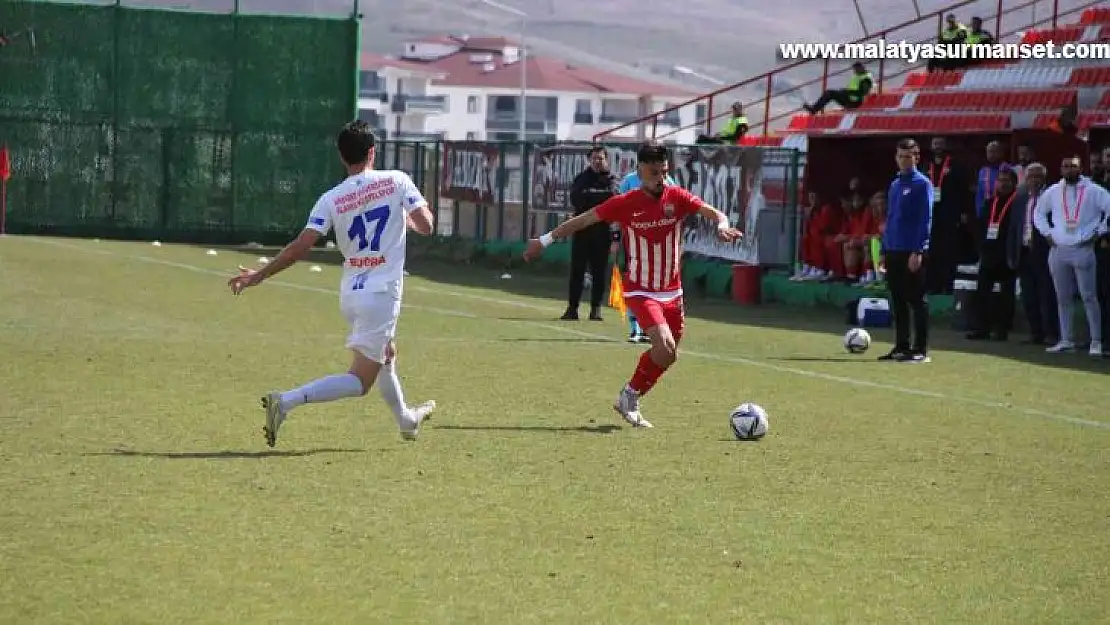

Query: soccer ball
[729,403,769,441]
[843,328,871,354]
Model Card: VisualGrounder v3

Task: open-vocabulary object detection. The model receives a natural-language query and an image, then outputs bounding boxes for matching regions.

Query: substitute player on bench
[228,121,436,446]
[524,140,742,428]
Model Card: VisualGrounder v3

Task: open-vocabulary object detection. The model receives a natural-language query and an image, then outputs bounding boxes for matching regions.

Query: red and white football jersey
[595,185,705,301]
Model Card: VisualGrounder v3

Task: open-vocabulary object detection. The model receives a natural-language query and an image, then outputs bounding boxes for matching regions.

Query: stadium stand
[595,3,1110,146]
[592,1,1109,323]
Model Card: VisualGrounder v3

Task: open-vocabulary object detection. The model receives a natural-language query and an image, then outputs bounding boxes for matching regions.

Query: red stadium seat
[1067,67,1110,86]
[1080,8,1110,25]
[1033,111,1110,130]
[909,89,1075,111]
[787,114,844,131]
[1021,26,1084,44]
[901,70,963,91]
[859,93,903,109]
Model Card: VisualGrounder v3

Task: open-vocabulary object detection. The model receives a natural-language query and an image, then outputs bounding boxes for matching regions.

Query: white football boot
[613,385,653,428]
[260,392,287,448]
[399,400,436,441]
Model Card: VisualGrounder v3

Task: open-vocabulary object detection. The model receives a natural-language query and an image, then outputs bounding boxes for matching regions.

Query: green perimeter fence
[4,133,802,267]
[0,0,359,244]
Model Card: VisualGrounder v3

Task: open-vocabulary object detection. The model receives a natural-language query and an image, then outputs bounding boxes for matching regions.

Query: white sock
[377,360,409,426]
[280,373,364,412]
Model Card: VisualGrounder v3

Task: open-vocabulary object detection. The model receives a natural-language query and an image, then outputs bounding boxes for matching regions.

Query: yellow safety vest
[941,24,968,41]
[965,31,987,45]
[846,72,873,102]
[719,115,749,141]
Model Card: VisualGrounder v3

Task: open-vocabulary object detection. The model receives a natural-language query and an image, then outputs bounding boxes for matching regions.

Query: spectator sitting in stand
[927,14,968,73]
[839,192,882,284]
[793,192,835,280]
[826,194,866,281]
[1049,103,1079,137]
[802,194,847,281]
[696,102,748,145]
[860,191,888,287]
[802,63,873,115]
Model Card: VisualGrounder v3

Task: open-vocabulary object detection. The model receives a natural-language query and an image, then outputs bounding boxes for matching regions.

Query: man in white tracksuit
[1033,155,1110,356]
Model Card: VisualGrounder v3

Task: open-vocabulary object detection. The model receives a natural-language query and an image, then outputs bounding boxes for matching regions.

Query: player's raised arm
[696,202,744,242]
[523,202,610,262]
[229,198,328,295]
[670,185,743,243]
[229,228,322,295]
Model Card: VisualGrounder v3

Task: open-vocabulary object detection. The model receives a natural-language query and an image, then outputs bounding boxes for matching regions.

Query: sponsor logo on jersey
[336,178,398,214]
[346,255,386,269]
[630,217,679,229]
[663,203,675,217]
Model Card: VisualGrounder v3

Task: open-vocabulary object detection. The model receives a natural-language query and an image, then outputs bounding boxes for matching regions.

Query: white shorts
[340,279,402,363]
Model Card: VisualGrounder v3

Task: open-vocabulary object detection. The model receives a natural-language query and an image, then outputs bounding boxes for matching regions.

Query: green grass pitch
[1,235,1108,624]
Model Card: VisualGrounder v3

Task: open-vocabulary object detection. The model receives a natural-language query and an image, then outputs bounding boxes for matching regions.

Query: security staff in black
[562,146,618,321]
[879,138,933,363]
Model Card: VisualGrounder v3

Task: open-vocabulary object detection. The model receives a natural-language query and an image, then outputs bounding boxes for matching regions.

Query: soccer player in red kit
[524,141,743,428]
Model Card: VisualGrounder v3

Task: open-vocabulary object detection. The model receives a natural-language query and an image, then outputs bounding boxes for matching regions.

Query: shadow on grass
[434,424,622,434]
[86,447,366,459]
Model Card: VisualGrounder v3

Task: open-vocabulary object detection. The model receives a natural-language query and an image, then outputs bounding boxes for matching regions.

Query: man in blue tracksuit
[880,138,934,363]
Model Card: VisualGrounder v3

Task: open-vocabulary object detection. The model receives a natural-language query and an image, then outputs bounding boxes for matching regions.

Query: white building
[359,36,702,144]
[357,53,449,141]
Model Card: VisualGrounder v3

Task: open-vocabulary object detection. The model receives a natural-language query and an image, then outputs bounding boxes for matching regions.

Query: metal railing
[593,0,1102,142]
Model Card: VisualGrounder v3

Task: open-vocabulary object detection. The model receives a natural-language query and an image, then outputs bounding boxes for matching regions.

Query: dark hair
[896,138,919,154]
[636,140,669,164]
[588,145,606,157]
[997,167,1018,184]
[337,120,376,166]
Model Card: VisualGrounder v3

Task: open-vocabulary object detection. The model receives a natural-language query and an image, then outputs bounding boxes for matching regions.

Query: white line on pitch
[24,237,1109,431]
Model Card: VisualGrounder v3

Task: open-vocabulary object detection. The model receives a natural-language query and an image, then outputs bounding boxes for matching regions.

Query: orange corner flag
[608,265,626,316]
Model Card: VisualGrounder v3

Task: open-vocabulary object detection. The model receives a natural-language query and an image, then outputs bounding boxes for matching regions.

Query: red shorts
[625,296,685,342]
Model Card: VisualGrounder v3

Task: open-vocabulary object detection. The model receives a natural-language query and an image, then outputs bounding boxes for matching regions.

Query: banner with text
[529,144,643,212]
[439,141,501,203]
[671,146,765,264]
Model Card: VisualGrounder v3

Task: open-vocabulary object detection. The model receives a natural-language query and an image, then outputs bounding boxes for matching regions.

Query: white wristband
[539,232,555,247]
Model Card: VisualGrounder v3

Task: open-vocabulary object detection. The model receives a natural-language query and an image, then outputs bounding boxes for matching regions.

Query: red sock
[629,350,667,396]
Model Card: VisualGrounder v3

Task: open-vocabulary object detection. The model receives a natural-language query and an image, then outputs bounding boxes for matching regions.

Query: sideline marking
[22,236,1109,431]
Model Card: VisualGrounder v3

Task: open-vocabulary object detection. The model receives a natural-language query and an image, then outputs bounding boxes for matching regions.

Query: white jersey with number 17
[304,169,427,294]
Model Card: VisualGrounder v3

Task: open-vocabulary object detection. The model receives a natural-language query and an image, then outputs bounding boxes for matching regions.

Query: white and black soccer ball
[843,327,871,354]
[729,403,769,441]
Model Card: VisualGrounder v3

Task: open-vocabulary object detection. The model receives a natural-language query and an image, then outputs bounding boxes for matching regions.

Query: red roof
[392,36,693,98]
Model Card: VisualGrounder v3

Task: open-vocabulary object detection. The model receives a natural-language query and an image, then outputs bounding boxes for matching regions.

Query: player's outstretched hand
[716,227,743,243]
[523,238,544,262]
[228,265,263,295]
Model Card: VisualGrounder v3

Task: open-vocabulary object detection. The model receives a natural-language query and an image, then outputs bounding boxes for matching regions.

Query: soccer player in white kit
[228,121,437,446]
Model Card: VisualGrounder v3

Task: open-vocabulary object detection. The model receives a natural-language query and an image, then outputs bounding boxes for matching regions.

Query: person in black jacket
[924,136,974,294]
[1013,163,1059,346]
[966,167,1020,341]
[562,146,618,320]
